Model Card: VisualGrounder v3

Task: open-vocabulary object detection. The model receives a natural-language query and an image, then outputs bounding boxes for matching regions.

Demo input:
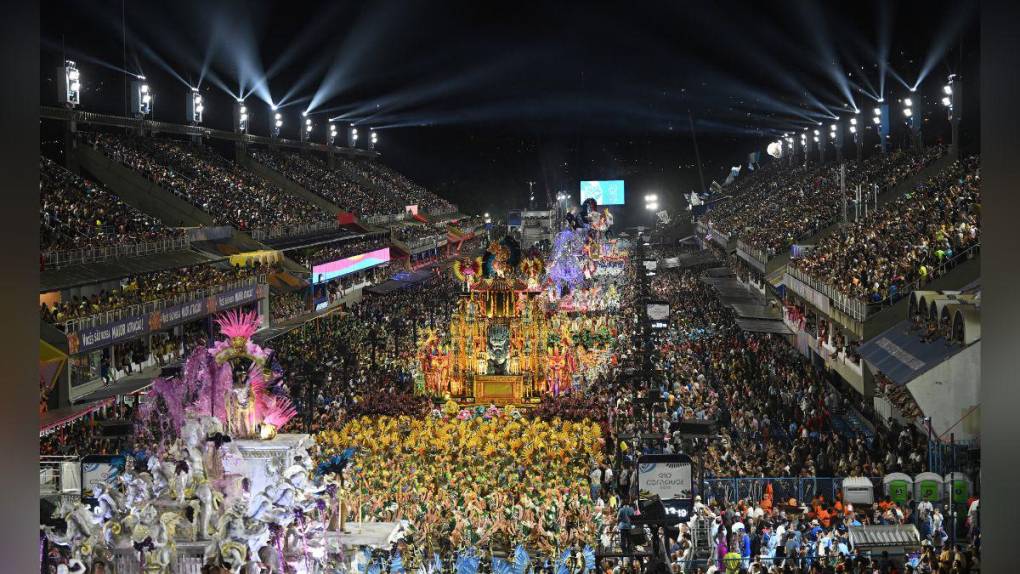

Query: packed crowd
[83,132,331,232]
[613,267,927,481]
[249,149,405,216]
[708,147,945,257]
[39,262,264,326]
[394,223,443,244]
[335,156,456,215]
[40,401,137,457]
[40,156,184,254]
[792,155,980,302]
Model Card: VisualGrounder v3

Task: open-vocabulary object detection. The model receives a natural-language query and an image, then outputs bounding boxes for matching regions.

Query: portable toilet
[841,477,875,506]
[943,472,973,506]
[883,473,913,506]
[913,472,945,504]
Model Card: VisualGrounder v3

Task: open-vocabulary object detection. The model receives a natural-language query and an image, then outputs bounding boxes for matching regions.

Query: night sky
[41,0,979,220]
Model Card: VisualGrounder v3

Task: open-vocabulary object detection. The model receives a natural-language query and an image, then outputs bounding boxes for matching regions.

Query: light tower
[187,87,204,125]
[800,130,809,165]
[58,60,81,172]
[271,107,282,139]
[943,74,962,159]
[301,112,312,143]
[57,60,80,108]
[814,127,823,163]
[873,101,890,153]
[131,78,153,118]
[369,130,378,151]
[328,123,338,145]
[830,121,843,163]
[903,93,922,152]
[849,114,862,161]
[234,100,249,134]
[348,126,359,147]
[233,99,249,163]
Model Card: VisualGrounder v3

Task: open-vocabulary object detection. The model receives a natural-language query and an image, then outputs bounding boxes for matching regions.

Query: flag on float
[391,551,405,574]
[583,546,596,572]
[492,557,513,574]
[512,545,530,574]
[554,549,571,574]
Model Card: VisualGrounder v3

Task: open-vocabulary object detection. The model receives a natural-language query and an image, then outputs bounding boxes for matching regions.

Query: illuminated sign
[311,247,391,284]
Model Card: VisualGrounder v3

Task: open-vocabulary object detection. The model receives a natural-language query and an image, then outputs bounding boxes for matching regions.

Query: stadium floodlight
[58,60,81,107]
[272,111,283,138]
[904,98,913,107]
[813,136,819,142]
[942,96,951,107]
[850,118,857,126]
[903,108,912,117]
[131,80,153,117]
[187,87,203,124]
[369,130,378,150]
[234,100,249,134]
[849,126,857,134]
[645,193,658,202]
[872,116,881,125]
[646,202,659,211]
[813,129,820,135]
[874,107,881,116]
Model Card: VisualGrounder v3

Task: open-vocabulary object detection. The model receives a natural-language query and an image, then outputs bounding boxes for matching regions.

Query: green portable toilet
[883,473,913,506]
[913,472,945,504]
[943,472,972,505]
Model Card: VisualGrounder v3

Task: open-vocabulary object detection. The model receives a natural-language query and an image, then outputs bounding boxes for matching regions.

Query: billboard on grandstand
[580,180,625,205]
[638,453,694,518]
[311,247,391,284]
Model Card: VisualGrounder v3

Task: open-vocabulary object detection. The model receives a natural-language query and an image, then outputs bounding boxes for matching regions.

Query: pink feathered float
[138,309,297,445]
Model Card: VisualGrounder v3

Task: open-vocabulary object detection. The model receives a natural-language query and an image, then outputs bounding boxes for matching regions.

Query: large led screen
[311,247,391,284]
[580,180,625,205]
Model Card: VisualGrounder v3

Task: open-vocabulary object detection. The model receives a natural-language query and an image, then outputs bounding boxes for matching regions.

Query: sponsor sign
[68,284,263,354]
[638,454,694,518]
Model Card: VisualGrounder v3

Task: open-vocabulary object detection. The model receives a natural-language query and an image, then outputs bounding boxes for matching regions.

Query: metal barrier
[40,455,80,496]
[735,239,769,270]
[56,275,265,334]
[42,237,190,270]
[700,476,883,505]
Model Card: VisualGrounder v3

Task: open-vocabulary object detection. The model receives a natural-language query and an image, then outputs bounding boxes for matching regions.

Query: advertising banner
[638,454,694,518]
[311,247,392,284]
[68,283,263,354]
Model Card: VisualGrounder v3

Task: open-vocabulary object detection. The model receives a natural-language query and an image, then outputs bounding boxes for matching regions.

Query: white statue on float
[41,310,344,574]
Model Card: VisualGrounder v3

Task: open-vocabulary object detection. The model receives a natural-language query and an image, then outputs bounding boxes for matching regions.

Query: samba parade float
[41,310,378,574]
[416,197,629,405]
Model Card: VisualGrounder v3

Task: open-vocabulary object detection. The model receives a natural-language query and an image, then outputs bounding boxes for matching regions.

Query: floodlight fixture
[849,126,857,134]
[58,60,81,107]
[131,80,153,117]
[903,108,913,117]
[872,116,881,125]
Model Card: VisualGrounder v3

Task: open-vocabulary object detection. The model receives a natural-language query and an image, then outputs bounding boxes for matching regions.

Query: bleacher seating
[82,132,333,234]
